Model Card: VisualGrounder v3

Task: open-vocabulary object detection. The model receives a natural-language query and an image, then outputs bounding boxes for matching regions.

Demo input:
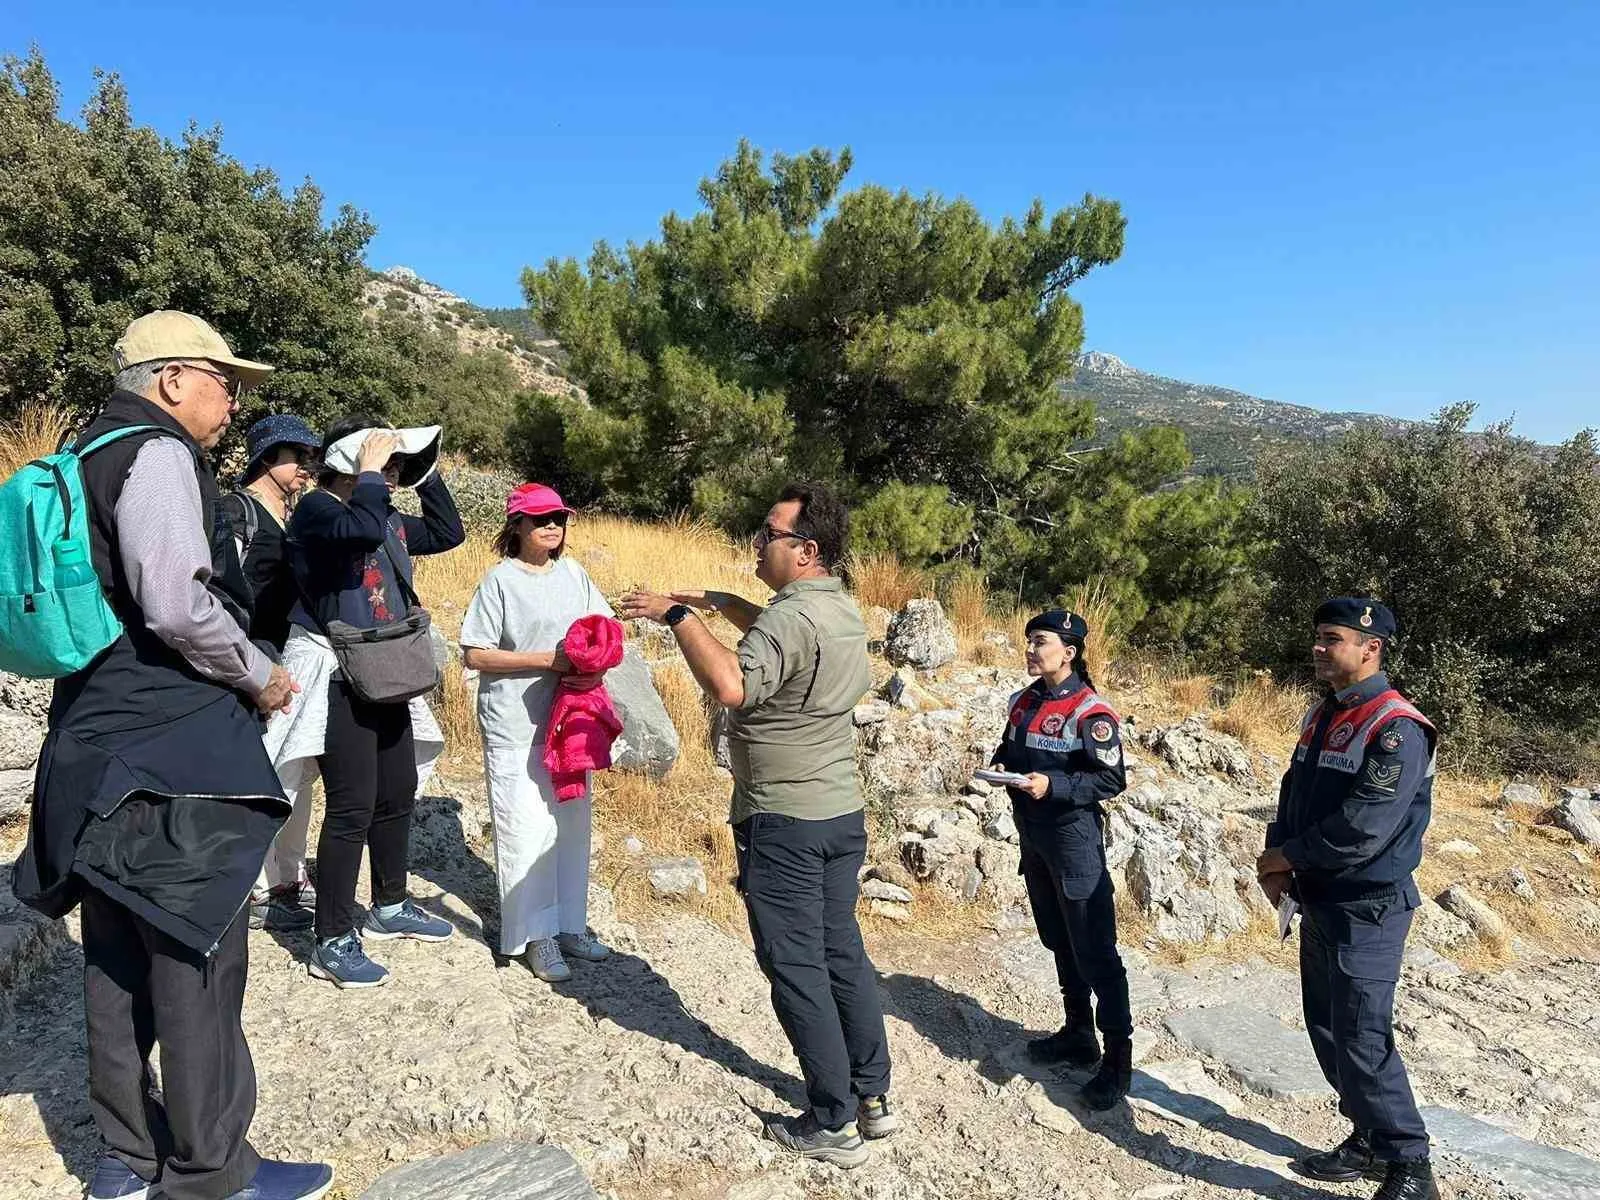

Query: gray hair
[113,358,177,396]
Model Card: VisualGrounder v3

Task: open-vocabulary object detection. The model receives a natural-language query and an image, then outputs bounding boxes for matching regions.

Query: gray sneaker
[763,1111,871,1168]
[362,898,453,942]
[857,1094,900,1139]
[308,932,389,989]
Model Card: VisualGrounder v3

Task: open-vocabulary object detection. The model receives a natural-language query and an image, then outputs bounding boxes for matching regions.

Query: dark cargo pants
[733,808,892,1130]
[1300,895,1429,1162]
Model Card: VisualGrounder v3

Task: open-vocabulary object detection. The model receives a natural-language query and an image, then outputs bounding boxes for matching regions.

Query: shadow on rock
[409,793,503,949]
[550,949,806,1112]
[0,939,97,1190]
[881,972,1329,1200]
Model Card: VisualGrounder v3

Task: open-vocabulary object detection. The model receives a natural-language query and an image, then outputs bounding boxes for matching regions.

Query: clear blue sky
[7,1,1597,440]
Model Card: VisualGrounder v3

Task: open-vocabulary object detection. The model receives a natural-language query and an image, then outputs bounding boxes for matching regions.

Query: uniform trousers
[1300,894,1429,1161]
[82,888,259,1200]
[1017,804,1133,1040]
[734,808,892,1130]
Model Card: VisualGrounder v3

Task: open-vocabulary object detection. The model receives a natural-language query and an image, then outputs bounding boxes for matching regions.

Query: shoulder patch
[1378,726,1405,753]
[1095,745,1123,767]
[1363,758,1403,790]
[1089,719,1114,743]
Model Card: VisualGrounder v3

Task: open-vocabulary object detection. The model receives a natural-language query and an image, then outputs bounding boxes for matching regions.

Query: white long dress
[460,556,612,956]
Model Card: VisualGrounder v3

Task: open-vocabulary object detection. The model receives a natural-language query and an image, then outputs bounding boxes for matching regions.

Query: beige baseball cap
[113,310,274,387]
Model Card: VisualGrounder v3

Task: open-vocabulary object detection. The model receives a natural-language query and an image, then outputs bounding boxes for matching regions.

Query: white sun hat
[322,425,442,487]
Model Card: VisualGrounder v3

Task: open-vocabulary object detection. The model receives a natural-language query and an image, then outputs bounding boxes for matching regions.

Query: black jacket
[223,491,295,651]
[15,391,288,955]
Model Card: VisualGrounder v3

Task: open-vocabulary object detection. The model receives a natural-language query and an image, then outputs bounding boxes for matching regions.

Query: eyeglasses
[176,362,243,401]
[524,512,568,529]
[754,523,809,548]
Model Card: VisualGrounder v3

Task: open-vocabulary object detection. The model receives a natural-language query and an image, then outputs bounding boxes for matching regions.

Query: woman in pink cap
[459,483,616,981]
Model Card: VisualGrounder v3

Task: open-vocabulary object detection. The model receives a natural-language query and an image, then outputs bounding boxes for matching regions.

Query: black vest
[50,390,255,730]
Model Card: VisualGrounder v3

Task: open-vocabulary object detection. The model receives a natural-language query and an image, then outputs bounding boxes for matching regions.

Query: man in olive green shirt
[621,482,894,1168]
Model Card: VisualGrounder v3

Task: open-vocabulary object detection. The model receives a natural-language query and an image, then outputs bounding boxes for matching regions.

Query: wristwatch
[664,603,692,628]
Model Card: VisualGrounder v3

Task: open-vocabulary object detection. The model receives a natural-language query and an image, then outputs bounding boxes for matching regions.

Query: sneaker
[362,898,453,942]
[857,1094,900,1140]
[528,937,572,982]
[763,1110,871,1168]
[557,931,612,962]
[308,932,389,989]
[1026,1023,1100,1068]
[1293,1128,1385,1183]
[248,891,314,933]
[215,1158,334,1199]
[270,878,317,909]
[86,1155,151,1200]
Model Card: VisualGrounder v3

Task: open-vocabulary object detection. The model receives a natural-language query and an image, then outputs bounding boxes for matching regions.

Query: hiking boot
[557,931,613,962]
[1080,1038,1132,1111]
[87,1155,151,1200]
[762,1111,871,1168]
[857,1094,900,1140]
[1373,1159,1441,1200]
[362,898,453,942]
[249,891,314,933]
[528,937,572,982]
[308,933,389,989]
[1026,1023,1101,1067]
[1293,1128,1385,1183]
[211,1158,334,1199]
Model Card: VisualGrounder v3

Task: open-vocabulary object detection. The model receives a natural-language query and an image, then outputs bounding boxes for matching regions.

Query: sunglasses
[178,362,243,402]
[521,512,569,529]
[755,523,808,548]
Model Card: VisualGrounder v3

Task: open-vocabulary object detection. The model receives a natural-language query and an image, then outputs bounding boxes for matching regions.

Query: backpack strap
[73,424,166,458]
[219,491,261,558]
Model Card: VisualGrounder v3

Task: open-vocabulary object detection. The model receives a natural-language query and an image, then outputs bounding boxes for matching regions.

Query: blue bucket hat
[243,414,320,480]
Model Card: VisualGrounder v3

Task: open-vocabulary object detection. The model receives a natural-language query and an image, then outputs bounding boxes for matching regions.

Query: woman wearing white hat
[269,413,465,989]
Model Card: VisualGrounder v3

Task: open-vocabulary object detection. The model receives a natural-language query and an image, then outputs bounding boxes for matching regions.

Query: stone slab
[1129,1059,1245,1129]
[360,1140,597,1200]
[1164,1003,1330,1101]
[1422,1106,1600,1200]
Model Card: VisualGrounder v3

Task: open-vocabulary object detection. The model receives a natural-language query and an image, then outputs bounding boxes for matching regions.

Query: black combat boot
[1026,1021,1101,1067]
[1372,1159,1440,1200]
[1079,1038,1133,1111]
[1293,1128,1384,1183]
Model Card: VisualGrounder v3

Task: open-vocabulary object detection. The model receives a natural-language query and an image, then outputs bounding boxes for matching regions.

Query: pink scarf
[542,614,625,801]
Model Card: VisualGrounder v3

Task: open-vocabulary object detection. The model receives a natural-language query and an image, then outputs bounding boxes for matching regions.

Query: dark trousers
[1300,896,1429,1162]
[1019,815,1132,1041]
[314,678,417,939]
[734,808,893,1130]
[82,889,259,1200]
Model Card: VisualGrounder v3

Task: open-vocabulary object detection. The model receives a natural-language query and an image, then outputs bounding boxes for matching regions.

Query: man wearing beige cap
[16,312,333,1200]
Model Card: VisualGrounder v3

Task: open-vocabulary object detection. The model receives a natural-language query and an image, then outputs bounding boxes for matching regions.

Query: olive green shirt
[727,575,873,824]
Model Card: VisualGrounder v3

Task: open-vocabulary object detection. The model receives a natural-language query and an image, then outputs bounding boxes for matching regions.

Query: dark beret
[1025,608,1089,642]
[1314,596,1396,640]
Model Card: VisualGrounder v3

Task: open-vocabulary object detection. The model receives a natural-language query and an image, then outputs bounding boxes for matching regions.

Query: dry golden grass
[1212,672,1313,754]
[0,404,72,480]
[1062,575,1122,677]
[848,551,931,612]
[1165,673,1217,712]
[945,569,990,655]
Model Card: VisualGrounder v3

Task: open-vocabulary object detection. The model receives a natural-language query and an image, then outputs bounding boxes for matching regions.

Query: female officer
[990,608,1133,1110]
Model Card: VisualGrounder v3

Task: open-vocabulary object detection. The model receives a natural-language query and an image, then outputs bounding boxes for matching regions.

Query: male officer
[1258,597,1439,1200]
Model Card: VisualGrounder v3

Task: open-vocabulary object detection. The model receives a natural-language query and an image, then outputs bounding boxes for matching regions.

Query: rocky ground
[4,766,1600,1200]
[4,600,1600,1200]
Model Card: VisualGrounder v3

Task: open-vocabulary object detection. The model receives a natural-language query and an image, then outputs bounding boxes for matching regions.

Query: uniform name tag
[1026,733,1079,753]
[1318,750,1361,774]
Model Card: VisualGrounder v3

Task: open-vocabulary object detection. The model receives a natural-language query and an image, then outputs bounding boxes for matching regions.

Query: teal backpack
[0,425,161,677]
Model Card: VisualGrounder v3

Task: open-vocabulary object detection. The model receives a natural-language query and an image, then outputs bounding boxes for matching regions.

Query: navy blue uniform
[1268,671,1436,1163]
[993,673,1132,1040]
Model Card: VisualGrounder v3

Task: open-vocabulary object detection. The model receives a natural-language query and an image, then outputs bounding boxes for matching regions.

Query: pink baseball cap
[506,482,573,518]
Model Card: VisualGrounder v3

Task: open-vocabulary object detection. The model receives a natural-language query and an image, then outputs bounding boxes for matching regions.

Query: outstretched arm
[618,590,745,706]
[670,589,765,633]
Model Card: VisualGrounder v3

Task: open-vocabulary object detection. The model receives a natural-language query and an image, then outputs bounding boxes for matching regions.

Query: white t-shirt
[459,557,613,746]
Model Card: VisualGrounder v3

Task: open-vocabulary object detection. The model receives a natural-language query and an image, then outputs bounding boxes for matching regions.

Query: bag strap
[73,424,166,458]
[377,518,423,611]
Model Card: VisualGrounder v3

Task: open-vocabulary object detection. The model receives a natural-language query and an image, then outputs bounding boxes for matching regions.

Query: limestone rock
[0,709,44,771]
[982,810,1018,844]
[0,671,51,724]
[883,667,936,712]
[0,864,66,1019]
[360,1139,597,1199]
[1437,885,1507,942]
[647,857,707,898]
[885,599,957,670]
[1414,897,1476,949]
[1553,794,1600,846]
[1437,838,1482,858]
[866,860,916,891]
[607,646,681,778]
[1498,781,1543,809]
[1140,715,1255,783]
[860,878,914,904]
[852,700,890,726]
[869,899,913,923]
[0,766,34,823]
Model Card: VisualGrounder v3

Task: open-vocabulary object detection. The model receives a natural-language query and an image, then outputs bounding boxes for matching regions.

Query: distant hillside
[362,267,582,400]
[1064,352,1408,477]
